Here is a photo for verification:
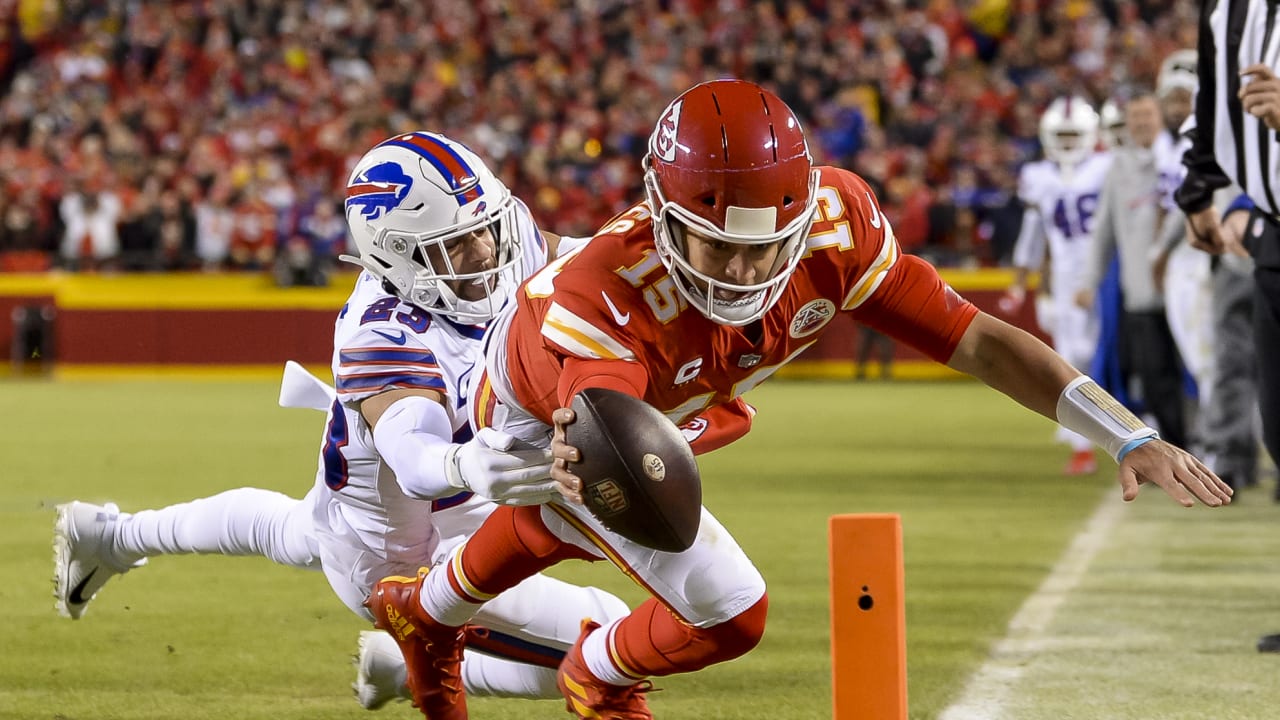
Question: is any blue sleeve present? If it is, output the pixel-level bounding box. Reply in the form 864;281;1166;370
1224;193;1256;218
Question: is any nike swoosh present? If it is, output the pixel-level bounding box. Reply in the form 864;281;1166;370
67;568;97;605
371;329;408;345
865;192;882;229
600;292;631;326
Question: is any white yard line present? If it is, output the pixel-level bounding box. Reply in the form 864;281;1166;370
936;491;1128;720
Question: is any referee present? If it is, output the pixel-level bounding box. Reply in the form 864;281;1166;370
1174;0;1280;653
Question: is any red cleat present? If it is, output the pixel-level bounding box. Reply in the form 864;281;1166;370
1064;449;1099;476
557;620;654;720
365;570;467;720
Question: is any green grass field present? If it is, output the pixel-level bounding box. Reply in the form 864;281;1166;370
3;377;1278;719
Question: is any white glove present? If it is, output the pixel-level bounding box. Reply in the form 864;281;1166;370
445;427;558;506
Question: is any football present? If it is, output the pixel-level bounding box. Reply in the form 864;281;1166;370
567;387;702;553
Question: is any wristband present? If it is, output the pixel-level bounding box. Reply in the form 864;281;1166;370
1055;376;1159;462
1116;436;1157;462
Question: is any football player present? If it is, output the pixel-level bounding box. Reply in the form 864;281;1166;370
1099;99;1127;150
1006;96;1113;474
52;132;630;709
1152;49;1216;407
367;81;1232;720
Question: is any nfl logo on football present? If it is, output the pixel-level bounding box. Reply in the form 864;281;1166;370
588;479;630;515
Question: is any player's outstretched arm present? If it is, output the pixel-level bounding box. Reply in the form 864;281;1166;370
946;312;1231;507
362;388;559;506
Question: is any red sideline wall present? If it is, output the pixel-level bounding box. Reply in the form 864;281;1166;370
0;269;1041;374
0;273;347;366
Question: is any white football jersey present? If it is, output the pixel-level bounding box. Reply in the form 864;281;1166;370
309;198;551;587
1015;152;1112;295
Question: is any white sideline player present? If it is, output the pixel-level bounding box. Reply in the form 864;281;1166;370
51;132;628;708
1099;99;1127;150
1152;50;1215;406
1006;96;1113;475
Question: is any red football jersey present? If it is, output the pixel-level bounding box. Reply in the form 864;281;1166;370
497;166;978;428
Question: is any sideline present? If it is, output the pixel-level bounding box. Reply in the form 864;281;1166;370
936;489;1128;720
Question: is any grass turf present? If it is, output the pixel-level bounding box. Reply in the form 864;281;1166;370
2;377;1269;719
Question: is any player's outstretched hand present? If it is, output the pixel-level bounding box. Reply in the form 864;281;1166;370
551;407;585;505
1117;440;1233;507
450;427;559;506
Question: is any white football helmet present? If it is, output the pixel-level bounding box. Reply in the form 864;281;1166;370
1099;99;1126;149
1039;96;1099;168
340;132;519;323
1157;49;1198;98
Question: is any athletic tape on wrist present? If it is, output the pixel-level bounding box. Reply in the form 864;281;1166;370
1055;376;1158;462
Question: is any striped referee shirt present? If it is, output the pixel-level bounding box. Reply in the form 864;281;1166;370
1175;0;1280;218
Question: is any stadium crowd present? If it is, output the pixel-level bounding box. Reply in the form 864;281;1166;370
0;0;1199;276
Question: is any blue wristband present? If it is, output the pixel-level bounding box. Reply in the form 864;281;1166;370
1116;435;1157;462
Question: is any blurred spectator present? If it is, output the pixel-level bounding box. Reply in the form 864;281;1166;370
298;198;347;260
228;184;277;270
273;233;328;288
59;178;122;271
0;190;52;271
0;0;1203;273
194;180;235;270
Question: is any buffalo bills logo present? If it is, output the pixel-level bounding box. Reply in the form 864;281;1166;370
652;100;682;162
346;162;413;221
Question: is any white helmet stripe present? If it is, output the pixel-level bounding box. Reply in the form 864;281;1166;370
724;206;779;236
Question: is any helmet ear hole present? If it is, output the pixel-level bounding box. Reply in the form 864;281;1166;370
700;195;716;208
782;196;794;207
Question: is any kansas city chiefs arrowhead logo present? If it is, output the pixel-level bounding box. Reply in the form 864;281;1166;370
789;299;836;338
653;100;682;162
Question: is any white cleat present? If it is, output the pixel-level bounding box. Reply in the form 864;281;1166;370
353;630;411;710
52;501;146;619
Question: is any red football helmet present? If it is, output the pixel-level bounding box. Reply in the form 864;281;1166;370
644;79;819;325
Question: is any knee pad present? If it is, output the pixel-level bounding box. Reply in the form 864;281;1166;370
700;593;769;660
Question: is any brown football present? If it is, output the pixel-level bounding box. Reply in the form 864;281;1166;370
567;387;702;553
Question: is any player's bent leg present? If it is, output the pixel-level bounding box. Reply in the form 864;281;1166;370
538;502;768;718
53;501;148;619
541;503;766;628
462;625;564;698
355;625;573;707
611;594;769;677
471;573;630;651
553;597;768;720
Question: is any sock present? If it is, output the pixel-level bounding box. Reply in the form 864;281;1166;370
606;595;769;678
112;488;317;568
582;617;635;686
419;547;486;628
418;505;595;627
